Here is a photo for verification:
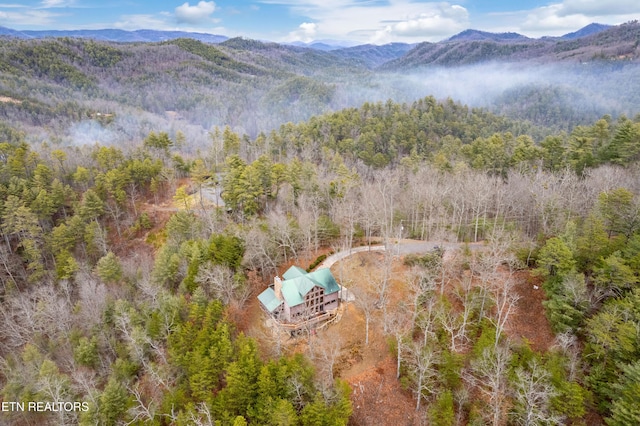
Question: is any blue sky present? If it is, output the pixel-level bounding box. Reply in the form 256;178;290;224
2;1;639;44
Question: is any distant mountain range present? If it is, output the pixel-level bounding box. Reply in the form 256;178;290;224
0;22;624;70
558;23;612;40
381;21;637;69
329;43;416;68
447;23;612;43
288;40;359;51
0;22;613;50
0;22;634;82
447;30;531;43
0;21;637;143
0;27;228;43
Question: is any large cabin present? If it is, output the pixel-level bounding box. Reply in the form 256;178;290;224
257;266;340;323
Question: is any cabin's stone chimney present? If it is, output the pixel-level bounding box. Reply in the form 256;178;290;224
274;276;283;300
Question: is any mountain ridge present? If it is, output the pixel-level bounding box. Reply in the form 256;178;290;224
380;21;640;70
0;26;228;44
447;29;530;42
560;22;612;40
0;22;618;50
0;22;638;144
328;43;415;68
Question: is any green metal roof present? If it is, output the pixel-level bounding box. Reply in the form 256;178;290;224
279;276;309;307
282;265;307;280
279;267;340;308
260;266;340;310
257;288;283;313
307;268;340;295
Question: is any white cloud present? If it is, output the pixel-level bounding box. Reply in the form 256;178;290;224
265;0;639;43
259;0;362;11
0;9;58;26
175;1;216;24
40;0;67;7
114;14;170;30
521;4;590;33
516;0;640;37
558;0;640;17
389;5;468;37
369;4;468;44
286;21;318;42
38;0;78;8
300;22;316;31
273;1;471;44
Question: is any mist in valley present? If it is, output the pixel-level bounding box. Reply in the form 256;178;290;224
369;62;640;125
66;61;640;150
1;34;637;152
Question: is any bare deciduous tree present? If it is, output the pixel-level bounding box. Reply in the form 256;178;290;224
448;273;476;352
0;242;19;291
554;332;581;381
490;274;520;350
186;402;215;426
75;270;109;331
196;262;250;307
331;186;361;256
309;333;343;390
114;301;171;390
126;382;159;425
466;344;512;426
436;299;465;353
405;340;440;411
296;192;323;253
351;280;378;346
375;248;394;317
512;360;563;426
240;221;279;279
405;266;437;324
384;302;412;379
36;359;75;425
0;284;72;354
267;208;302;263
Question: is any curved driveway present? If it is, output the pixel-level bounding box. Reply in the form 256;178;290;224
317;245;386;269
317;240;483;270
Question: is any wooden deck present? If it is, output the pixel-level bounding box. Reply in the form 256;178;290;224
271;308;340;332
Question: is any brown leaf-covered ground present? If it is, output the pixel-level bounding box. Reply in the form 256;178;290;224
250;247;558;426
506;271;556;353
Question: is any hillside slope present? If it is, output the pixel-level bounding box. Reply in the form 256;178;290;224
382;21;640;69
0;22;639;145
0;36;367;140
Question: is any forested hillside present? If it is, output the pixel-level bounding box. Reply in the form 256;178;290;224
0;36;362;139
1;22;640;147
382;21;640;69
1;24;640;425
1;90;640;424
